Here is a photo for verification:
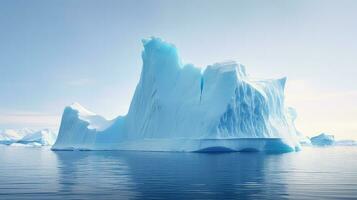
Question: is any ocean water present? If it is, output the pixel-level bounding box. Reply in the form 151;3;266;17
0;146;356;200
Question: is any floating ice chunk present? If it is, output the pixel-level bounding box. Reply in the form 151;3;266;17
311;133;335;146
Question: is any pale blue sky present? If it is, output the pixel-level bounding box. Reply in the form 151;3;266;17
1;0;356;139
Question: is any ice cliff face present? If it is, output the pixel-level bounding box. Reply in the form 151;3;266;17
52;38;302;152
52;103;115;148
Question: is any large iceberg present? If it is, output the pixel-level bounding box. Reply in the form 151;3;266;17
52;38;302;152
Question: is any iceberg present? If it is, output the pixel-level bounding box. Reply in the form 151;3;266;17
335;140;357;146
17;129;57;146
0;128;34;145
311;133;335;146
0;129;22;145
52;38;302;152
0;128;57;146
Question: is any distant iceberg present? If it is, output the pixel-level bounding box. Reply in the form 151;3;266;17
17;129;57;146
310;133;357;147
335;140;357;146
0;129;29;145
0;128;57;146
52;38;302;152
311;133;335;146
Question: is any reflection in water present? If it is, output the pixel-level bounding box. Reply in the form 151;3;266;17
54;151;288;199
1;147;357;199
54;151;138;199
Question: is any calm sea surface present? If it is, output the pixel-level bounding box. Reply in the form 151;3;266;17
0;146;356;200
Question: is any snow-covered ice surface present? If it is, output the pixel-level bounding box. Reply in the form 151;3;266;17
53;38;302;152
0;129;57;146
311;133;335;146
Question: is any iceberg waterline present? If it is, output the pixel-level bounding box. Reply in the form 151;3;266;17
52;38;302;152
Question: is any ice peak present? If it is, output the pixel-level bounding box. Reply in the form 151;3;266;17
141;37;180;70
278;77;287;89
68;102;95;116
142;37;170;46
142;37;178;57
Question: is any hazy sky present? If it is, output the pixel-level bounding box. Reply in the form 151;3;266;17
1;0;356;139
